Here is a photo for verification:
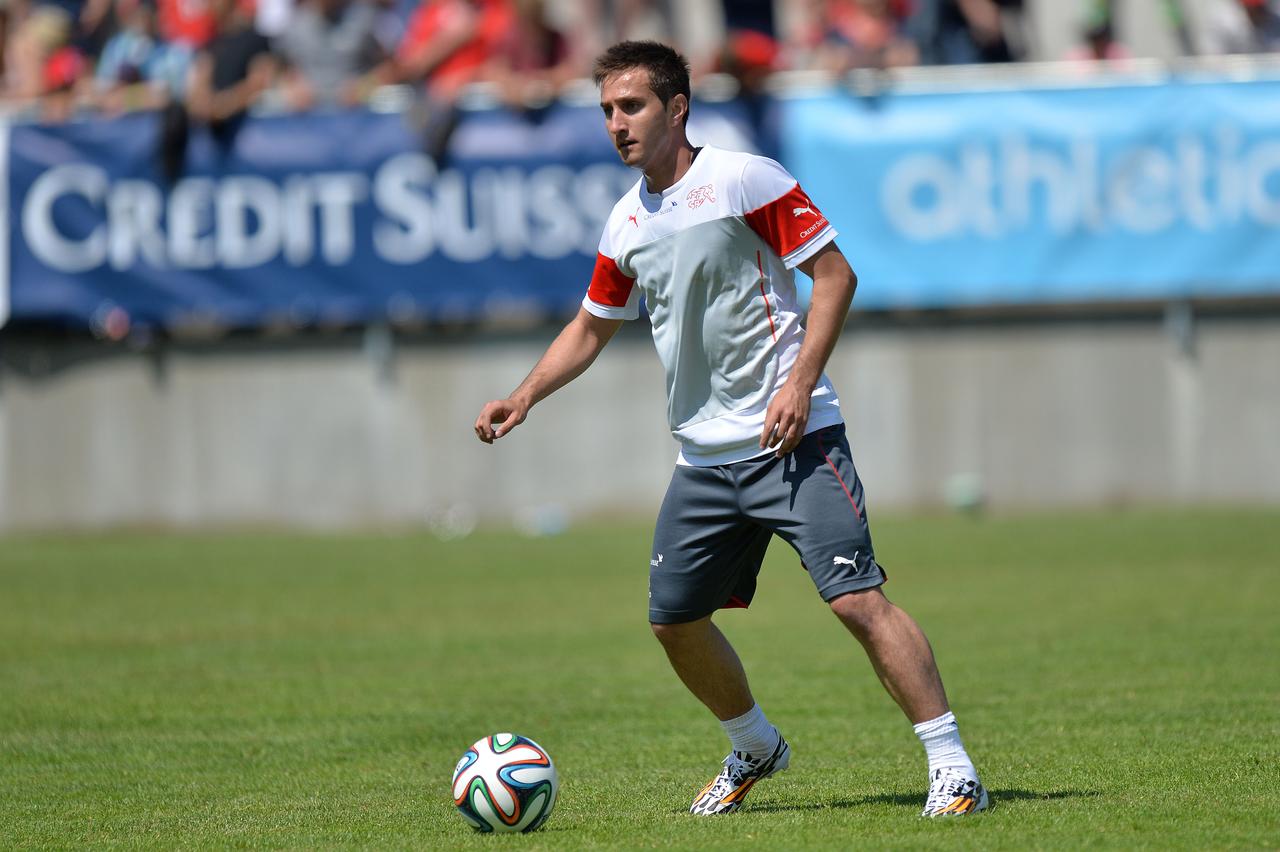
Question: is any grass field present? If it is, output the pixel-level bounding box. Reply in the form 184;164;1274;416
2;509;1278;849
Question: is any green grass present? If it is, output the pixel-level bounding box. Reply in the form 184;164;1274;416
2;509;1278;849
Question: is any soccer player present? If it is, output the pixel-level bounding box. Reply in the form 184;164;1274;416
474;40;987;818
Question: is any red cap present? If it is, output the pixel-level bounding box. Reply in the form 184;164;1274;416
42;46;84;93
728;30;779;72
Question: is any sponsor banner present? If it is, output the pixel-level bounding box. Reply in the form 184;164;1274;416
4;102;760;331
7;78;1279;331
8;109;630;331
783;78;1280;308
0;122;7;328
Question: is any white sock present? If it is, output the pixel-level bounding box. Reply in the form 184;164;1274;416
720;703;780;757
913;711;978;778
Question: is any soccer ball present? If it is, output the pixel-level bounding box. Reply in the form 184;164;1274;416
451;733;558;833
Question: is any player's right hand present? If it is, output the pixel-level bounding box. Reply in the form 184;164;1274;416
474;398;528;444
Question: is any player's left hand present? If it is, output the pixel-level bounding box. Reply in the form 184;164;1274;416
761;382;811;458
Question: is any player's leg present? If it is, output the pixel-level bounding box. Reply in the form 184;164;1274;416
826;589;985;814
650;615;791;815
648;465;790;815
755;424;987;816
650;615;753;720
828;587;948;723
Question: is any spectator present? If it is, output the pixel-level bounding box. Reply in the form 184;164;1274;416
50;0;117;58
798;0;918;71
275;0;385;109
576;0;718;72
1064;17;1131;64
395;0;510;98
718;25;778;84
156;0;271;179
369;0;419;55
185;0;275;139
0;1;14;87
1199;0;1280;55
907;0;1026;65
3;4;91;116
704;1;785;155
394;0;510;159
255;0;292;37
156;0;217;46
610;0;673;43
718;0;782;81
486;0;578;108
94;0;192;114
721;0;774;42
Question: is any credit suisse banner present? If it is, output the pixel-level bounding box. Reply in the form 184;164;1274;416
3;107;646;331
784;77;1280;308
4;76;1280;331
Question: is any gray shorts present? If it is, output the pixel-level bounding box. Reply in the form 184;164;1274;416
648;423;886;624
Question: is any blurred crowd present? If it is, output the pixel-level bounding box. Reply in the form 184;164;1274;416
1;0;1277;124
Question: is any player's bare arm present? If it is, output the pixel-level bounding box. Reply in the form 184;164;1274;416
760;243;858;457
474;307;623;443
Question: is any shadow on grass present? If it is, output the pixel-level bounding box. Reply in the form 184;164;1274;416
737;788;1100;814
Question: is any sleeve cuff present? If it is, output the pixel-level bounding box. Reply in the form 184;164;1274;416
582;296;638;321
782;226;837;269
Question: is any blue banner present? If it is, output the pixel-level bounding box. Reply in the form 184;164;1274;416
5;107;654;332
783;78;1280;308
5;77;1280;331
3;99;768;332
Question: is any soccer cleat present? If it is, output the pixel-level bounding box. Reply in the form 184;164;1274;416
689;734;791;815
921;767;989;817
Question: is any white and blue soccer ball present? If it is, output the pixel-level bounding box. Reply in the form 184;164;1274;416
451;733;558;833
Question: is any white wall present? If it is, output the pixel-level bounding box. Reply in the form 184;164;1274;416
3;313;1277;532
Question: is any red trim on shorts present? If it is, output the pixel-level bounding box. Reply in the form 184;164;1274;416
757;251;778;342
723;595;750;609
817;433;863;521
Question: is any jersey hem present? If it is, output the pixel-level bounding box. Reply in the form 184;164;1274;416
677;408;845;467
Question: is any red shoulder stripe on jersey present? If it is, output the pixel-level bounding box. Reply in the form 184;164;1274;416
587;252;635;308
744;182;830;260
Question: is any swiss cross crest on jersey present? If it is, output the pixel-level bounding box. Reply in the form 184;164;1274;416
687;184;716;208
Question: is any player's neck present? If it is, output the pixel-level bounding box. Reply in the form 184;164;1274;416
643;140;699;195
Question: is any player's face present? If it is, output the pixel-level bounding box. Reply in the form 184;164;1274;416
599;68;683;171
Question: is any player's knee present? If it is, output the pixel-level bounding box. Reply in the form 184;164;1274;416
649;618;706;648
649;621;680;646
829;588;891;639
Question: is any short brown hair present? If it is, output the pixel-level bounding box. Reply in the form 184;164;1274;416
592;40;691;124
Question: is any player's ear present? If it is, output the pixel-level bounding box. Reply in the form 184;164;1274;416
669;93;688;127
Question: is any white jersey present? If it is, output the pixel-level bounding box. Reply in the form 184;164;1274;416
583;145;844;466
